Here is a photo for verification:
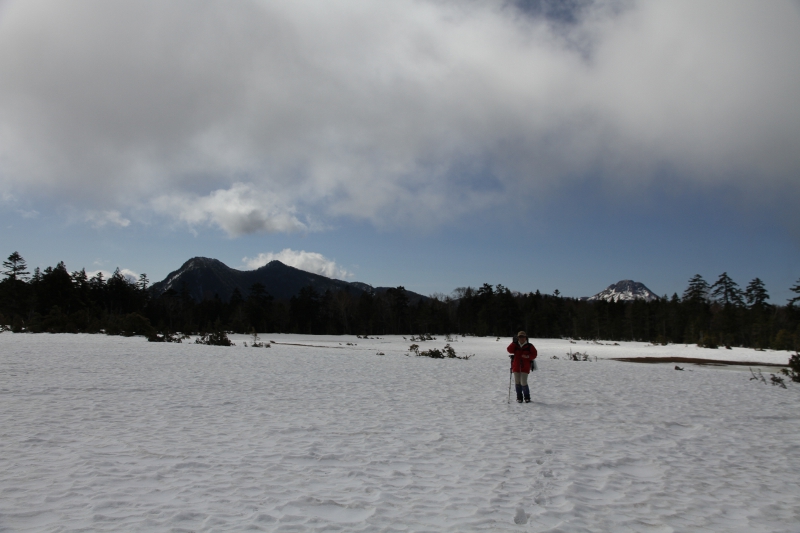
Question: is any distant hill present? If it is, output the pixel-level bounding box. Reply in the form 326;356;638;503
150;257;427;303
586;280;659;302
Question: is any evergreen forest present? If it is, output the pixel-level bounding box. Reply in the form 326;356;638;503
1;252;799;351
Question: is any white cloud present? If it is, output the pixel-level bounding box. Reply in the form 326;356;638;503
242;249;352;279
0;0;798;229
151;183;307;237
84;210;130;228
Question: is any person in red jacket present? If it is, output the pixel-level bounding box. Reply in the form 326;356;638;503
507;330;537;403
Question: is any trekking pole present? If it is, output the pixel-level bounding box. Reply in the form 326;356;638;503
507;357;513;404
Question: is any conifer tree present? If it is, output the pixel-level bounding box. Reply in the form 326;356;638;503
90;271;105;288
246;283;273;332
682;274;709;302
744;278;769;309
1;252;30;320
290;286;319;334
708;272;745;347
2;252;29;281
229;287;244;308
38;261;75;315
89;271;105;310
71;269;88;287
789;278;800;306
710;272;744;307
386;286;410;333
71;269;90;309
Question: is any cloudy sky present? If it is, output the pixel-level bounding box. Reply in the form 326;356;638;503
1;0;799;300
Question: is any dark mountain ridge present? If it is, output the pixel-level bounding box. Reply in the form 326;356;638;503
150;257;427;303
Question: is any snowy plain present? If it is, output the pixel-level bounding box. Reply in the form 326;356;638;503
1;332;798;532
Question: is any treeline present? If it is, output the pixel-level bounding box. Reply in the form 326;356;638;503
1;252;799;351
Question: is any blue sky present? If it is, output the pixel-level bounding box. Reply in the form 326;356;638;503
1;0;799;302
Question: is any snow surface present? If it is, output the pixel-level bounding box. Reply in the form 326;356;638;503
1;332;798;532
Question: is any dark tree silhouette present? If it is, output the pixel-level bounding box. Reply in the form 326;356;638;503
386;286;410;332
246;283;273;333
2;252;29;281
683;274;709;303
1;250;799;352
710;272;744;307
789;278;800;307
290;286;320;334
745;278;770;309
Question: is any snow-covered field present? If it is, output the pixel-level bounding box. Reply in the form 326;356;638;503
1;332;798;532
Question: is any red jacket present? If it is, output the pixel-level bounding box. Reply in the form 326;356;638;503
507;341;537;373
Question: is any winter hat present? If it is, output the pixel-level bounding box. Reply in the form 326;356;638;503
517;331;527;338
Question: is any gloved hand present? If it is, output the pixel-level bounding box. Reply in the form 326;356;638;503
512;336;517;344
508;353;514;359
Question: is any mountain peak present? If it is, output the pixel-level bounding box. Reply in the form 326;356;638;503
182;257;228;270
587;280;658;302
253;260;288;271
150;255;429;304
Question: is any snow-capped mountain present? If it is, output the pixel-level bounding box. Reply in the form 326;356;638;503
587;280;659;302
